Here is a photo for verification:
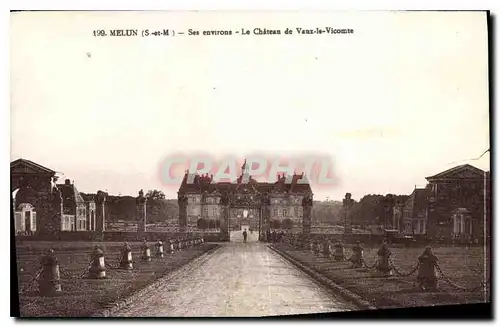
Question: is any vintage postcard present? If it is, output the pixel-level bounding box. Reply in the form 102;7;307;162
10;10;491;318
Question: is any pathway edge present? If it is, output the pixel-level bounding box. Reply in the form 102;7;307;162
268;244;377;311
92;244;222;317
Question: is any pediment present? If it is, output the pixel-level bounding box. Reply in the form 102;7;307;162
426;164;485;181
11;159;55;175
452;168;485;179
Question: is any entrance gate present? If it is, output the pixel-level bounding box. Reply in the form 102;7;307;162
219;191;269;242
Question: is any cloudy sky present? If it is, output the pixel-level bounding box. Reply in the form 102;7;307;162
10;11;490;201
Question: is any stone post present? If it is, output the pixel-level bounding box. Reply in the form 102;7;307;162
302;193;313;235
38;249;62;295
417;246;438;291
136;189;147;233
260;193;270;242
343;193;354;235
95;191;107;232
219;192;230;242
178;192;188;233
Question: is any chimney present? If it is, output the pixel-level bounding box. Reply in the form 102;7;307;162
65;179;71;185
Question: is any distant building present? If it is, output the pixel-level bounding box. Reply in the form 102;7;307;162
401;188;429;235
11;158;106;235
81;194;97;231
425;164;490;241
399;164;490;241
57;179;88;231
177;160;313;241
11;158;59;235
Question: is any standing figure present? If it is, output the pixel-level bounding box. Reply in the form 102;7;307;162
243;229;248;243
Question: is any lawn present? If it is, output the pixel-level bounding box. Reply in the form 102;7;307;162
273;243;490;310
15;241;219;317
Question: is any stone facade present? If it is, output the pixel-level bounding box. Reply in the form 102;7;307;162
81;195;97;231
57;179;87;231
425;164;490;241
11;158;107;235
11;159;63;235
401;188;429;235
178;160;313;240
400;164;490;241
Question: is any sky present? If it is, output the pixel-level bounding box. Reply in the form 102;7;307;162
10;11;490;201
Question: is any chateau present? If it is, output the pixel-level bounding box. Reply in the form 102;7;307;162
177;160;314;241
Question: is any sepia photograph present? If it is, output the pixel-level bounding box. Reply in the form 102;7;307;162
9;10;491;318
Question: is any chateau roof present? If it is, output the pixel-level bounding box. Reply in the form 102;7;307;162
403;188;429;217
56;181;85;208
178;171;312;195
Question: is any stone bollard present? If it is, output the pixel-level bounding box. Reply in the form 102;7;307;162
141;240;152;262
38;249;62;296
376;240;392;276
313;241;321;256
350;241;364;268
333;240;345;262
120;242;133;270
169;239;175;254
322;239;331;258
88;245;106;279
417;246;438;291
155;240;164;258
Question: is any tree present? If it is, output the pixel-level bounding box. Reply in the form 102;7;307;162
146;189;166;201
348;193;410;229
282;218;293;230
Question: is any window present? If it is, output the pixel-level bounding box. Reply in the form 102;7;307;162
213;207;217;216
24;211;31;231
294;207;299;217
282;208;288;217
273;208;278;217
31;212;36;231
203;207;208;216
64;216;70;231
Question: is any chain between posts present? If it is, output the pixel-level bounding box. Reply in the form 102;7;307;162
284;237;488;294
389;258;420;277
19;266;42;295
362;258;378;269
434;263;489;292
